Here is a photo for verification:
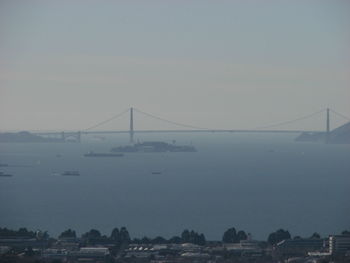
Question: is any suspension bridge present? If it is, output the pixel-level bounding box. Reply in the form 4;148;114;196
33;107;350;143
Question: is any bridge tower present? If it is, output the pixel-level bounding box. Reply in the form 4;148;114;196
130;107;134;144
326;108;330;143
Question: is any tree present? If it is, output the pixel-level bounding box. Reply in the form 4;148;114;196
36;230;49;240
81;229;110;245
85;229;101;239
141;236;151;244
0;227;35;238
132;238;142;244
310;232;321;239
18;228;36;238
180;229;206;245
59;229;76;239
237;230;247;241
189;230;196;243
267;229;291;245
198;234;206;246
119;227;130;243
222;227;238;243
152;236;167;244
342;230;350;236
169;236;182;244
110;228;120;242
181;230;190;243
81;229;102;244
18;228;30;236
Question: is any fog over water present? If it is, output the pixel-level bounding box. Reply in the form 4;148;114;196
1;133;349;240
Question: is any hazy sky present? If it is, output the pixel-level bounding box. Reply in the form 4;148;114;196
1;0;349;131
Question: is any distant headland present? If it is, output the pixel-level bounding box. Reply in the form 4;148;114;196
295;122;350;144
0;131;62;143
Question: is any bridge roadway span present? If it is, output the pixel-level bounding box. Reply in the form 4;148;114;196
35;129;313;136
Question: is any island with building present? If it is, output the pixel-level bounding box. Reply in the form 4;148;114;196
111;141;196;153
1;226;349;263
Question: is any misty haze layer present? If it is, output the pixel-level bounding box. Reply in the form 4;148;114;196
1;0;350;131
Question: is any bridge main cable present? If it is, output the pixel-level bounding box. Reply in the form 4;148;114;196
83;108;130;131
253;108;326;130
133;108;212;130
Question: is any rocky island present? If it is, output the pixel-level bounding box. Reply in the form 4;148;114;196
111;141;196;153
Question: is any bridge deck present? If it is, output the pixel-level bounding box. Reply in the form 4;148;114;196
34;129;316;136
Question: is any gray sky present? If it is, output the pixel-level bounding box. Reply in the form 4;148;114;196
1;0;349;131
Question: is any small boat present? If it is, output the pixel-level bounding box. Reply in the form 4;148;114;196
92;136;106;141
61;171;80;176
0;171;13;177
84;152;124;157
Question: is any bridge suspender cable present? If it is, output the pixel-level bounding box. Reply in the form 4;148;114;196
83;108;129;131
133;108;211;130
253;108;326;130
329;109;350;121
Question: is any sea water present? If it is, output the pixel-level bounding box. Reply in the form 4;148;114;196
0;133;349;240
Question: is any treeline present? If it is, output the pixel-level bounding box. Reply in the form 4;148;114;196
2;227;350;246
59;227;206;246
0;227;37;238
222;227;248;243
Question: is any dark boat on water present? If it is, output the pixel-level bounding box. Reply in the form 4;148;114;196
0;171;13;177
84;152;124;157
61;171;80;176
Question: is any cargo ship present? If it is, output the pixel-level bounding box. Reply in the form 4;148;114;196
0;171;13;177
84;152;124;157
61;171;80;176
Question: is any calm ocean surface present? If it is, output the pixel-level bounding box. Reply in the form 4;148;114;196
0;133;349;240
